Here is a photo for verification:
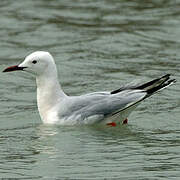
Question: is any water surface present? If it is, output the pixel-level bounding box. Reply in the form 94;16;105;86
0;0;180;179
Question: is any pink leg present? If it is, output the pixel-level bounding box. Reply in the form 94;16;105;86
106;122;117;127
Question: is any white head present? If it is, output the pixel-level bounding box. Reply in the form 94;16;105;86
3;51;57;77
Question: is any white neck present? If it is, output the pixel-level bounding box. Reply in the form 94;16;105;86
36;66;66;122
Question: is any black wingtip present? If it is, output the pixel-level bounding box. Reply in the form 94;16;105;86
146;76;176;95
110;74;175;95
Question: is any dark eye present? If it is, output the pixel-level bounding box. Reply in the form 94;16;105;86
32;60;37;64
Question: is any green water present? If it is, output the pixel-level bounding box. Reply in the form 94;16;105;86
0;0;179;179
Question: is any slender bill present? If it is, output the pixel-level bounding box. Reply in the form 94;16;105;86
3;65;26;72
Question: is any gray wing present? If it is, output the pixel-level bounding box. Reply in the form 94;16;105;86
66;90;146;122
61;74;175;124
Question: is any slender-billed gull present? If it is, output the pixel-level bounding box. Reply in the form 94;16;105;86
3;51;176;126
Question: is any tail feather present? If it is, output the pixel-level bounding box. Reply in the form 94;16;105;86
109;74;176;119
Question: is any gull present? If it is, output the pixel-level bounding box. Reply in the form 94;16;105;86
3;51;176;126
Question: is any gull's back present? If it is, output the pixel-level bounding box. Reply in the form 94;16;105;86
56;89;146;125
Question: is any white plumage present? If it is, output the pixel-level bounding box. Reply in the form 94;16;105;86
3;51;175;125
